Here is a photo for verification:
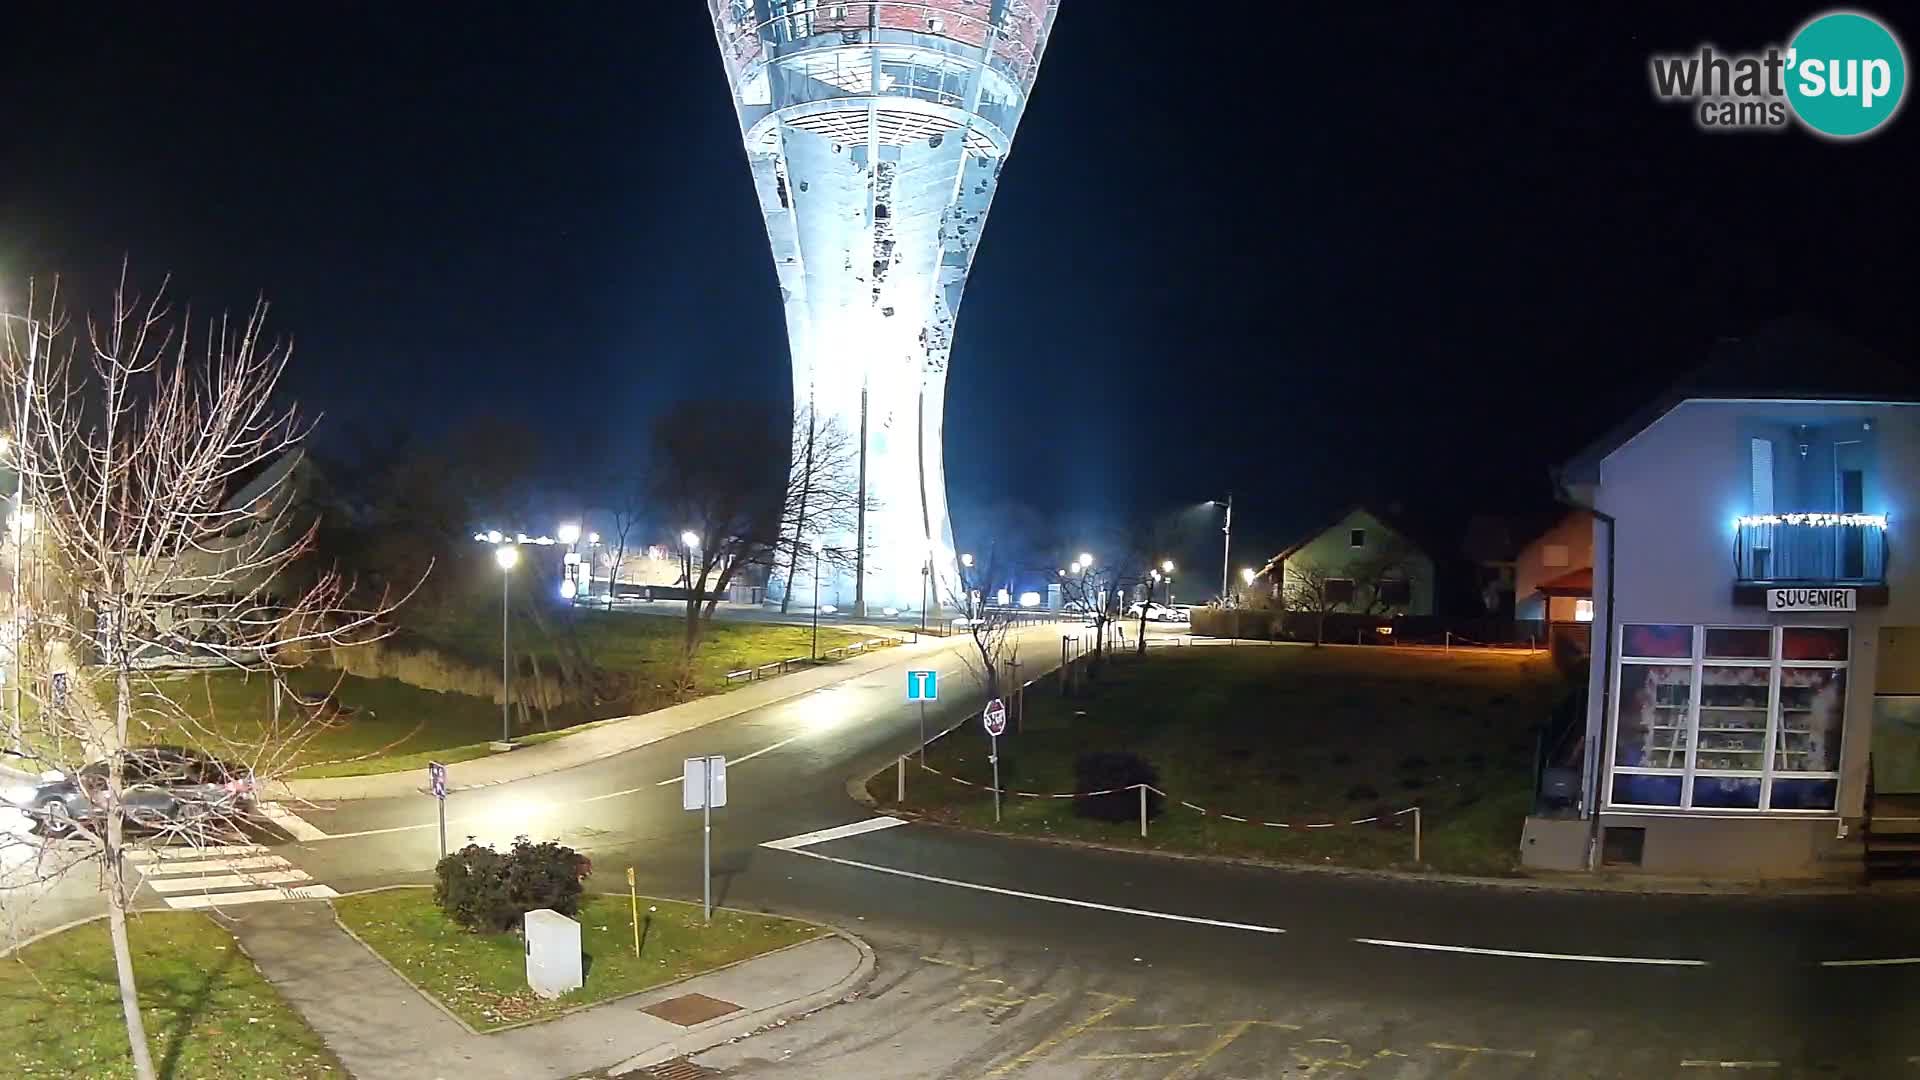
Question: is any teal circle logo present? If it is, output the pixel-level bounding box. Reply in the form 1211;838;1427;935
1786;11;1907;138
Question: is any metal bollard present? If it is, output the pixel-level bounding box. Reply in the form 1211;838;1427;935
897;756;907;803
1138;784;1148;838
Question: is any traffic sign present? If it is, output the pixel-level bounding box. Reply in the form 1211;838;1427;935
683;755;728;811
427;761;448;800
983;697;1007;737
907;669;939;701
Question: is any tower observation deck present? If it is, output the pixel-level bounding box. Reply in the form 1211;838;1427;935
706;1;1061;616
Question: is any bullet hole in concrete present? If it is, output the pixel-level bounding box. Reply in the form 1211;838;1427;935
929;133;944;148
882;306;896;317
798;180;809;192
875;202;890;220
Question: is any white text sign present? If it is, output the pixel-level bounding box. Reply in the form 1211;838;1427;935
1768;587;1856;612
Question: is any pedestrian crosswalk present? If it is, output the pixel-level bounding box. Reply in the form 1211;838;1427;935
127;842;338;910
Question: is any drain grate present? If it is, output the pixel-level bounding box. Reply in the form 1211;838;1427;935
637;1059;720;1080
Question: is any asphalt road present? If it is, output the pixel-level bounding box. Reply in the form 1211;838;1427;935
15;620;1920;1077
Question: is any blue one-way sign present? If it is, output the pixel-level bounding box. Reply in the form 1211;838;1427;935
907;669;939;701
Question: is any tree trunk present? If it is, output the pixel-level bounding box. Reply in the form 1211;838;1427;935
109;653;158;1080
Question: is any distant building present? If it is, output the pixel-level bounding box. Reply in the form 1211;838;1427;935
1514;510;1595;654
1523;320;1920;879
1265;506;1436;617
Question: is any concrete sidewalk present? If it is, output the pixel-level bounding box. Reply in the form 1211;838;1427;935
276;633;955;802
223;899;872;1080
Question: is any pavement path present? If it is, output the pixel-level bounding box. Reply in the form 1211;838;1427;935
221;897;869;1080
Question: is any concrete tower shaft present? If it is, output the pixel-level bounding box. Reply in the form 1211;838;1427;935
707;1;1060;614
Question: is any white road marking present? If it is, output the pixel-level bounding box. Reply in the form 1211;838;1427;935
142;855;287;876
1680;1062;1779;1070
313;821;440;841
769;846;1285;935
259;801;330;840
124;844;267;863
655;731;808;786
146;870;313;893
762;816;909;850
164;884;340;909
1819;956;1920;967
1354;937;1706;967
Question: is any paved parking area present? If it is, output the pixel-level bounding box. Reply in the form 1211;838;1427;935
689;938;1919;1079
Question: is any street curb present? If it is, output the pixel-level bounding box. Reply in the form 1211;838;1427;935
274;634;936;803
854;765;1904;898
0;911;106;960
601;925;875;1076
322;884;876;1061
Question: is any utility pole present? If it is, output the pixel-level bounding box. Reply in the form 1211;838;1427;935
854;383;868;619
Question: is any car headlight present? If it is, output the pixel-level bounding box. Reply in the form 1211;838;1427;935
2;784;38;806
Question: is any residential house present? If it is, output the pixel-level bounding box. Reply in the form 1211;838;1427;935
1514;510;1595;655
1267;506;1436;617
1521;321;1920;878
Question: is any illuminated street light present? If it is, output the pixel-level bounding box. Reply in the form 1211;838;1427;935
1242;567;1258;586
494;544;518;745
1079;553;1094;568
681;530;700;549
1162;559;1175;573
960;552;974;568
557;523;581;546
486;529;503;545
587;532;600;545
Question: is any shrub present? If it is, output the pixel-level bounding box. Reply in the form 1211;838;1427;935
434;844;512;932
1072;751;1163;823
433;836;591;932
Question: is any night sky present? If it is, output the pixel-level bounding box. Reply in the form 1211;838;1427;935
2;2;1914;570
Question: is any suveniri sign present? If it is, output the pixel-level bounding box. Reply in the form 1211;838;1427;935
1768;587;1857;612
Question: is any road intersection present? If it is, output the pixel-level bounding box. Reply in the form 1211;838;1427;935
10;624;1920;1076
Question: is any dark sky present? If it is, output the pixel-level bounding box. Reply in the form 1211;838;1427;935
2;2;1915;568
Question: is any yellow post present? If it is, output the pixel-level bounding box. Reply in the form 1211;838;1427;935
627;866;640;958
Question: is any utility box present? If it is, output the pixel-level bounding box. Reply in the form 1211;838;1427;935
524;908;583;999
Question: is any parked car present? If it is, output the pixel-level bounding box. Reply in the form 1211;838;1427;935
1;746;257;837
1126;602;1185;622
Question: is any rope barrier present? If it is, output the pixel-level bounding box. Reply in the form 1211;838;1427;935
912;763;1418;830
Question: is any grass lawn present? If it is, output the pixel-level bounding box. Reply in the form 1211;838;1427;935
0;912;341;1079
91;611;879;779
334;889;827;1030
875;644;1570;876
412;603;875;697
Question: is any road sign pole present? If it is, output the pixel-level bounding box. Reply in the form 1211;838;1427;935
628;867;641;958
919;700;926;762
897;755;906;802
437;798;447;860
1138;783;1148;838
990;732;1001;823
702;770;712;924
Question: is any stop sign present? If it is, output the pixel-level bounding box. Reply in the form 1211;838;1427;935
983;698;1008;737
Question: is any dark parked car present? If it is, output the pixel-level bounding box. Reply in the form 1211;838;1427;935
2;746;256;837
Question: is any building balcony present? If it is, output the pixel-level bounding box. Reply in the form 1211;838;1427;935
1733;515;1888;602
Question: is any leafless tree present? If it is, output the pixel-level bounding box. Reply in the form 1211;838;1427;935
598;472;646;610
0;273;406;1080
648;400;786;668
947;548;1019;709
1281;562;1348;645
775;404;860;614
1058;558;1139;668
1349;535;1421;615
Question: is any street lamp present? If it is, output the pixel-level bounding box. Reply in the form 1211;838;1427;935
1242;567;1257;585
1079;552;1093;568
557;522;581;546
1209;495;1234;604
961;552;974;568
494;544;519;745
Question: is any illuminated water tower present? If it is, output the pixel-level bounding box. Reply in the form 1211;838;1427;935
706;1;1061;615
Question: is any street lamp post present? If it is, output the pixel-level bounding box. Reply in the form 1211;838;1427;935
494;544;519;745
1219;494;1233;605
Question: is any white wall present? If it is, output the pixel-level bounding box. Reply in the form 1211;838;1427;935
1585;400;1920;819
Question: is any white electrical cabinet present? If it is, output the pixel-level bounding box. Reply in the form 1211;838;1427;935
524;908;583;999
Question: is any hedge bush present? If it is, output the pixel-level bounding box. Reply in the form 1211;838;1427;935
434;836;590;932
